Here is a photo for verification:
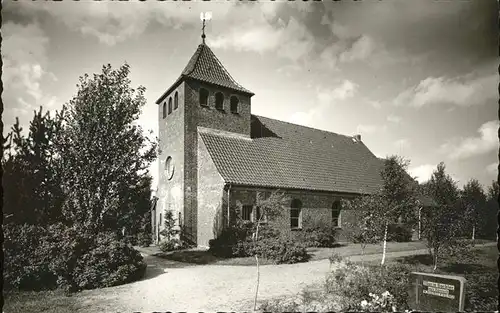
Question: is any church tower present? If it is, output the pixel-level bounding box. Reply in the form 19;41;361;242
154;20;254;245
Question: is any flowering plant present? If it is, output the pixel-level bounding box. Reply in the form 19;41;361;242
360;291;397;312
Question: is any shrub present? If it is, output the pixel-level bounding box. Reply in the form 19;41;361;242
254;237;309;264
325;259;411;311
159;238;188;252
137;232;152;247
71;231;147;290
297;215;338;247
209;221;308;264
3;223;147;292
387;223;413;242
208;220;254;257
3;223;61;291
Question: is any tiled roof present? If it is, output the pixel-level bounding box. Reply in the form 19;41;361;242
199;115;385;195
156;43;253;104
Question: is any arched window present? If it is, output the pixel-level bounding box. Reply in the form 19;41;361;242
162;102;167;119
215;92;224;110
174;91;179;110
290;199;302;229
199;88;209;106
332;200;342;228
230;96;239;113
168;97;173;114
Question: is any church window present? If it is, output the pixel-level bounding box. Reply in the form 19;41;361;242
162;102;167;119
242;205;253;221
290;199;302;229
168;97;173;114
199;88;209;106
230;96;239;113
332;200;342;228
215;92;224;110
165;156;174;180
174;91;179;110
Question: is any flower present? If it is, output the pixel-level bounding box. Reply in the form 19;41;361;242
361;300;368;307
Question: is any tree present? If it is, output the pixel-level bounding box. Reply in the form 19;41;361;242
460;179;486;241
343;156;418;265
421;162;469;271
58;63;157;236
378;156;419;264
341;196;384;259
480;180;499;240
3;108;66;225
252;190;290;311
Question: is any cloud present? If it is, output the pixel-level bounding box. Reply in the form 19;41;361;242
486;163;497;175
394;72;497;108
409;164;436;184
393;138;411;150
14;1;236;46
289;79;358;126
439;120;499;160
387;114;402;124
210;15;315;63
321;80;359;103
2;22;58;129
339;35;376;63
356;124;387;135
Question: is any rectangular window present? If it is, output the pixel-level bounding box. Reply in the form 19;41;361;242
159;213;162;226
242;205;253;221
290;208;301;229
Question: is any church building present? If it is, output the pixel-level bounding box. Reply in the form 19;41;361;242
151;29;392;247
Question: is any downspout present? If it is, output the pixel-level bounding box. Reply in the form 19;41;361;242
227;183;232;227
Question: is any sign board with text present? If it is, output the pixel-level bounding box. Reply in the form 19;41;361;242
408;272;466;312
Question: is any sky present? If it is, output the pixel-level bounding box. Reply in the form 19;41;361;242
3;0;498;191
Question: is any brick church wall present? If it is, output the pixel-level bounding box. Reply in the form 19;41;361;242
228;186;357;241
197;133;225;247
156;83;186;244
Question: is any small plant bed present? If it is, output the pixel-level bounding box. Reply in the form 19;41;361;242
259;245;497;312
360;245;497;311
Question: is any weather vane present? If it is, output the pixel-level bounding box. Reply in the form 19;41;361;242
200;12;212;44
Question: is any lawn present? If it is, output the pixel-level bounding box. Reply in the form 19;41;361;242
3;290;82;313
141;239;494;267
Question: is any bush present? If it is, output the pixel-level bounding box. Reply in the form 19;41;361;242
296;215;338;247
209;221;308;264
3;223;147;292
324;257;411;311
71;231;147;290
208;220;255;257
255;237;310;264
159;238;188;252
387;223;413;242
137;232;152;247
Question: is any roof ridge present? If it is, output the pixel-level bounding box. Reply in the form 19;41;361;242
182;44;204;77
252;114;355;140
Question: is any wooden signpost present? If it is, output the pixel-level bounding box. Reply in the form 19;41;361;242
409;272;467;312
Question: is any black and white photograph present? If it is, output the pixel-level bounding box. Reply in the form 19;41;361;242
2;0;498;312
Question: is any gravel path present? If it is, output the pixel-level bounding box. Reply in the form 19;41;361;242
74;242;496;312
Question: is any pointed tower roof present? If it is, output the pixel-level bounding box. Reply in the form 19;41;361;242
156;43;254;104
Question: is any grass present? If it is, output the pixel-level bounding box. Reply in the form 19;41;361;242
3;290;81;313
142;239;495;267
359;244;498;311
